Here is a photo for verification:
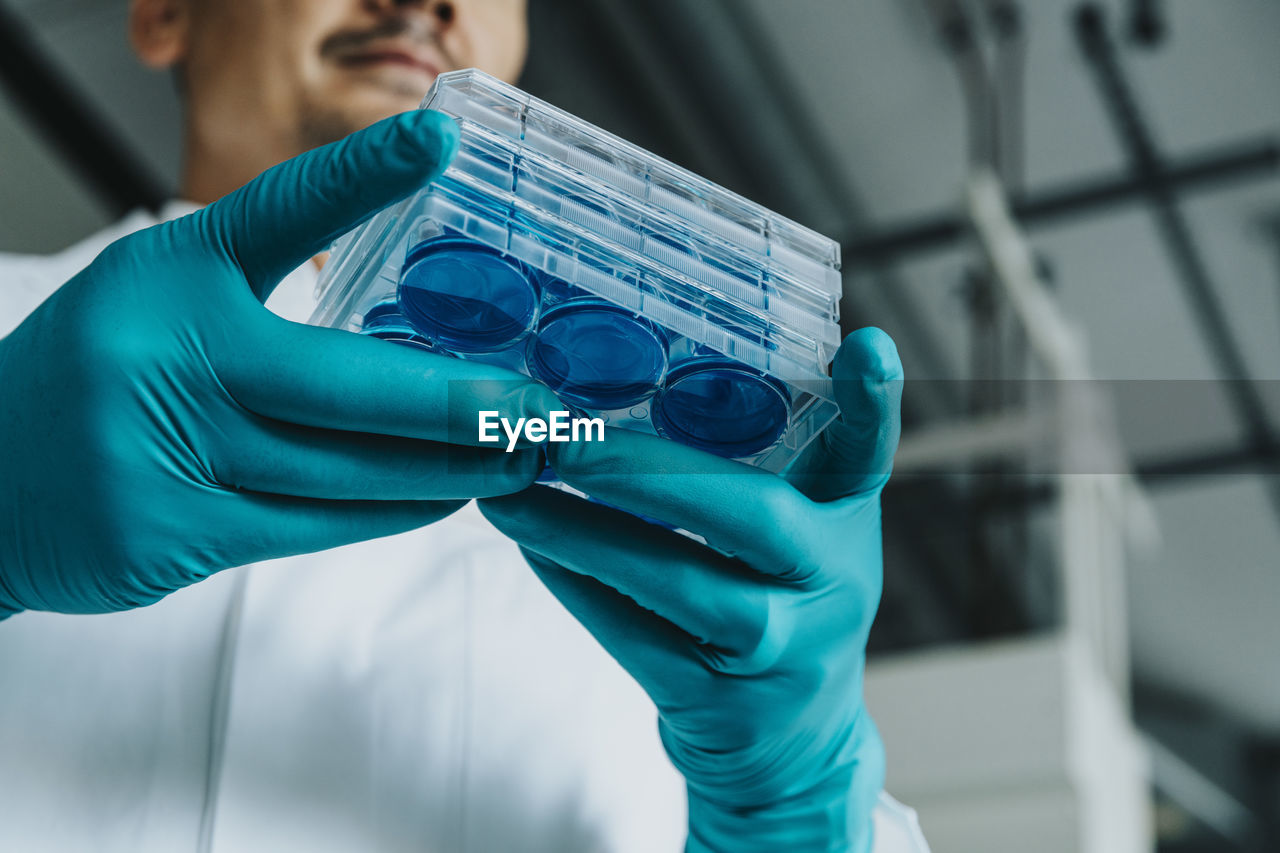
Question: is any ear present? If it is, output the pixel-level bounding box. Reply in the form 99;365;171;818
129;0;190;69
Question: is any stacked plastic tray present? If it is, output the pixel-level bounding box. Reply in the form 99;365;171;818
312;69;844;473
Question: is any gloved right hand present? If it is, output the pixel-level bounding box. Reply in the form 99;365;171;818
0;109;558;618
479;329;903;852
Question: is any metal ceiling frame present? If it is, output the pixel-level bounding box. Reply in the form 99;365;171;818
857;1;1280;497
1071;3;1280;522
844;139;1279;262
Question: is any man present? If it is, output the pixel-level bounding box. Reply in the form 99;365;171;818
0;0;926;850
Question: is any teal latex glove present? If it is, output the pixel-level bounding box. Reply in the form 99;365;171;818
479;328;903;852
0;110;559;618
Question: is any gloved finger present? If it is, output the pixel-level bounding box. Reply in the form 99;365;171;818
545;430;814;572
217;317;563;447
204;109;460;301
785;327;904;502
517;545;706;706
480;489;771;655
211;492;465;570
210;415;543;500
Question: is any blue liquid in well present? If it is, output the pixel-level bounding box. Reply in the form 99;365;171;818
362;299;404;327
398;237;539;353
652;360;791;458
528;301;668;411
365;329;440;351
361;299;442;352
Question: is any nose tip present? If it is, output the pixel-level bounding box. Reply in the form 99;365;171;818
374;0;455;28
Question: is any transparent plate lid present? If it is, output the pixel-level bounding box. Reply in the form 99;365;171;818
422;69;844;297
445;122;841;325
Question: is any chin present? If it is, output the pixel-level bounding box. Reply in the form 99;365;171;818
354;70;436;105
299;105;416;150
355;91;434;127
299;77;432;148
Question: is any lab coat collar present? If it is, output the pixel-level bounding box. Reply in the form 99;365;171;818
158;199;203;222
159;199;320;322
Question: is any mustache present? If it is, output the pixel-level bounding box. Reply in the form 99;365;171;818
319;17;453;63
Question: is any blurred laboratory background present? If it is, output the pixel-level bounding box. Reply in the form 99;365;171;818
2;0;1278;850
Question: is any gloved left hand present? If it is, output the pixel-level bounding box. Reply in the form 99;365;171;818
0;110;559;618
479;328;904;852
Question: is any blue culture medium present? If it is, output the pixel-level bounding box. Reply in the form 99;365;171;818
397;236;541;353
651;359;792;458
360;298;441;351
527;299;669;411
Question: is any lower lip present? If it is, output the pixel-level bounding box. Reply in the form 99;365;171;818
340;54;438;77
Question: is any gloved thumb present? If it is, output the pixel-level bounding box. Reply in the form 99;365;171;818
202;109;461;302
787;327;904;502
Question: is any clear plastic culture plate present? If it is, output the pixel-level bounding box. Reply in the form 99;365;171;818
311;71;844;474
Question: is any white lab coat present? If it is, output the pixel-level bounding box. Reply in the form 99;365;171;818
0;205;927;852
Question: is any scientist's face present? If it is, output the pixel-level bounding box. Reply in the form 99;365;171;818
132;0;527;151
